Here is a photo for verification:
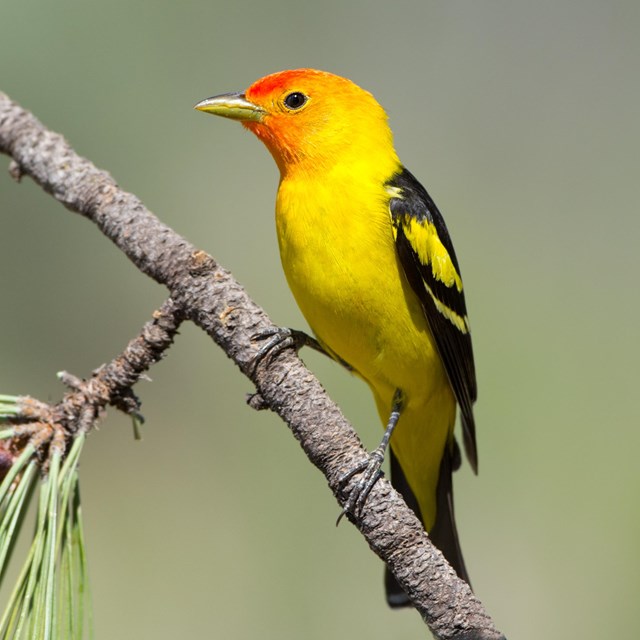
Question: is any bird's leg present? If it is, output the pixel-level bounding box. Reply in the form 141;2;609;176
252;326;326;359
251;326;356;374
337;389;404;523
250;326;327;370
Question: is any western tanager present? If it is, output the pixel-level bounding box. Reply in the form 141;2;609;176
196;69;478;606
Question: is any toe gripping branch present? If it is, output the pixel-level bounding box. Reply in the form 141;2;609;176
337;389;404;524
250;326;326;371
246;326;327;408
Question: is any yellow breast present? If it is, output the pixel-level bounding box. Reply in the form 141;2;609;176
276;172;443;398
275;171;456;526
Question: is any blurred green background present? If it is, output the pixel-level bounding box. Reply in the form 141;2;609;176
1;1;639;638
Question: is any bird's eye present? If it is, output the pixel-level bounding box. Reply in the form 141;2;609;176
284;92;308;110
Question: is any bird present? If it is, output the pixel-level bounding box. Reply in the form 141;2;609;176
195;69;478;607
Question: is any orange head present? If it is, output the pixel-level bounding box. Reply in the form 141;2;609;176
195;69;399;177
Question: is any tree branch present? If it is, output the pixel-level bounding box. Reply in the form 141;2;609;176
0;91;505;640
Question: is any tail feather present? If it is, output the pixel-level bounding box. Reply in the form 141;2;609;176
385;442;469;608
429;439;471;586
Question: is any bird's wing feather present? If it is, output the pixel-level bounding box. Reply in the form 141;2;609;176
387;168;478;472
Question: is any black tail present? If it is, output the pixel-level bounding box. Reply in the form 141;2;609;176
385;442;470;608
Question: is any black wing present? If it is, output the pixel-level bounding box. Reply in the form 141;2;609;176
387;168;478;472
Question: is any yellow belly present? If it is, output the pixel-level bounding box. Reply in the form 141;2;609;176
276;176;456;528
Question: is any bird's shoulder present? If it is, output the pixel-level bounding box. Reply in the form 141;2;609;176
386;168;469;332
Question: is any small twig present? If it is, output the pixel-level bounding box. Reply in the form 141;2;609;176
54;298;182;433
0;299;182;470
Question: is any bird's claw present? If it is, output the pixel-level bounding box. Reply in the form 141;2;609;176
250;326;319;373
251;326;296;367
336;448;385;525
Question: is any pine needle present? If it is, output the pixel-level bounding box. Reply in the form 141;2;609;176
0;433;92;639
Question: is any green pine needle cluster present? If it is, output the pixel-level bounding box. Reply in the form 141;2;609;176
0;396;92;640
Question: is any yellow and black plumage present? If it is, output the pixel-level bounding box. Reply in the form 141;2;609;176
196;69;478;607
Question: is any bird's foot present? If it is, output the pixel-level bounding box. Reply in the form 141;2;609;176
336;446;386;525
250;326;324;371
